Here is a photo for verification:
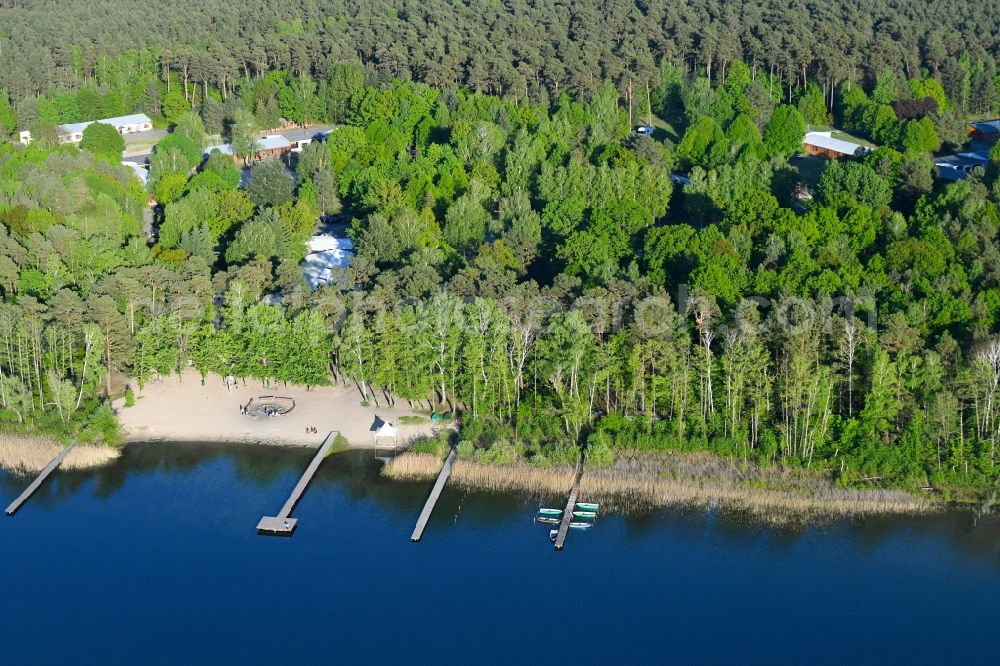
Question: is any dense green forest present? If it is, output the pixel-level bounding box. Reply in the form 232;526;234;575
3;1;1000;500
1;0;1000;119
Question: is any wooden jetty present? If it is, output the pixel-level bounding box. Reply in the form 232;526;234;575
410;448;457;542
257;432;337;536
553;452;586;551
5;443;77;516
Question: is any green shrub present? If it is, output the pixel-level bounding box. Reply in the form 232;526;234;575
327;433;350;454
585;432;615;468
529;452;552;469
76;404;121;446
551;443;582;465
456;439;476;460
408;436;444;456
476;439;519;465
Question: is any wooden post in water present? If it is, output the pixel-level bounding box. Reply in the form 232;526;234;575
5;443;77;516
410;448;457;542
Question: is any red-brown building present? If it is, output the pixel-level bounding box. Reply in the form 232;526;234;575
803;131;870;159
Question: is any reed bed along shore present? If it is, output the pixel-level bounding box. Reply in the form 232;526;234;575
381;452;444;479
0;434;121;474
451;461;578;495
579;453;929;518
382;450;930;518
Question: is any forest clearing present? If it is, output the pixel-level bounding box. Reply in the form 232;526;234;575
116;369;443;447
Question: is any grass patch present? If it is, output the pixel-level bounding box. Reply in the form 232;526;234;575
790;154;827;188
650;114;680;142
829;130;876;149
326;432;350;455
399;415;428;425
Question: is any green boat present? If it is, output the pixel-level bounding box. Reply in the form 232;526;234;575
572;511;597;519
538;508;563;516
576;502;599;511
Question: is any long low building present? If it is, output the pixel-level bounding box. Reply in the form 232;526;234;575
803;131;871;159
204;135;292;161
934;149;990;181
18;113;153;145
969;120;1000;141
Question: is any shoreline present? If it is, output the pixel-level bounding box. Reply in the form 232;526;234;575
0;369;939;519
0;434;121;475
0;434;939;520
123;432;356;448
116;369;448;450
382;451;934;519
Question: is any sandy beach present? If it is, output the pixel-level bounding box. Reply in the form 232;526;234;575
116;369;445;448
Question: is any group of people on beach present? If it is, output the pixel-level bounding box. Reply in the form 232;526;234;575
238;404;282;417
305;426;318;433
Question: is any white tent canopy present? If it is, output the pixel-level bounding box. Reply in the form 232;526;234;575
371;420;399;444
302;234;354;290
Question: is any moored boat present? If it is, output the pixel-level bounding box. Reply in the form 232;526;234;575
535;516;560;524
549;529;558;541
569;521;592;529
576;502;599;511
572;511;597;519
538;508;563;516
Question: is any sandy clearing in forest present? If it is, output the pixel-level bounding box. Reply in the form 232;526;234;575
116;369;446;448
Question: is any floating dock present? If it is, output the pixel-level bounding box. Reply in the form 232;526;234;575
553;453;586;551
257;432;337;536
5;443;77;516
410;448;457;542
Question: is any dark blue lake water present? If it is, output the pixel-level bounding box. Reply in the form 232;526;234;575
2;443;998;664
